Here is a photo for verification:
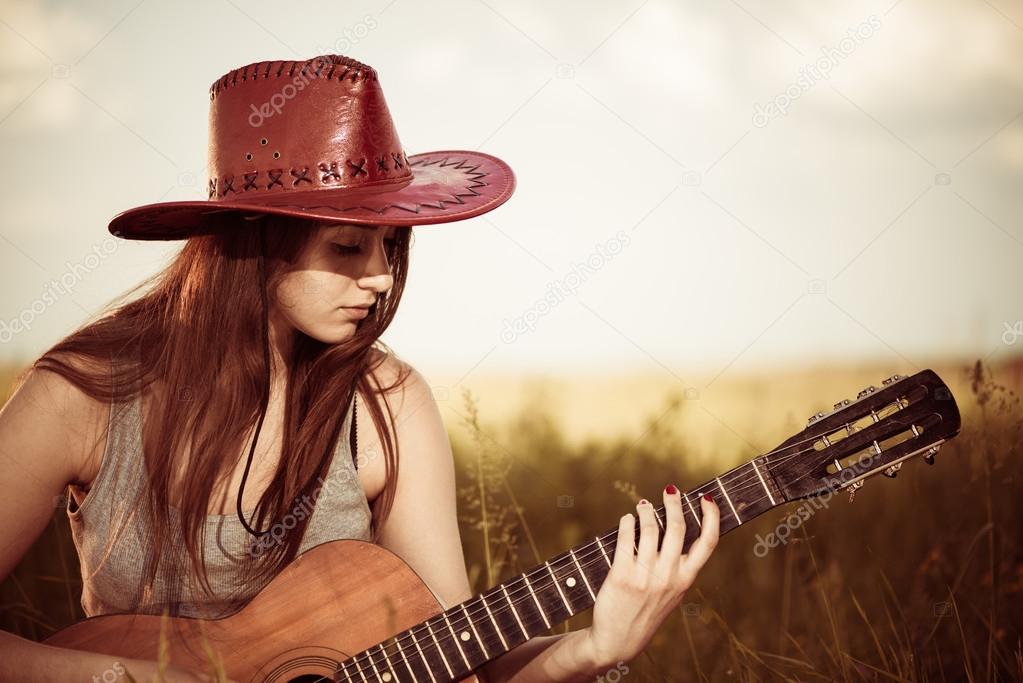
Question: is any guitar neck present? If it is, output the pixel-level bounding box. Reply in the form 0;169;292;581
334;456;788;683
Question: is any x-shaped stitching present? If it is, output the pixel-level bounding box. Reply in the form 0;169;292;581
291;167;312;186
347;158;368;177
319;162;342;183
267;169;284;189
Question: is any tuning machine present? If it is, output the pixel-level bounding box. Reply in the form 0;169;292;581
882;463;902;478
807;410;827;426
833;398;851;411
881;374;903;386
847;480;864;502
856;385;878;399
923;444;941;465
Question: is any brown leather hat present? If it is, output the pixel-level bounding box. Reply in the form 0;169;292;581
109;54;516;240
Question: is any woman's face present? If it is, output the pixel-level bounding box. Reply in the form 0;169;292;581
271;221;398;345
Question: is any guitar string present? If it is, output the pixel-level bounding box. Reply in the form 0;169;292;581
334;398;931;680
335;402;931;681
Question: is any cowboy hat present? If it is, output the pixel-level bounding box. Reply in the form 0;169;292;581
108;54;516;240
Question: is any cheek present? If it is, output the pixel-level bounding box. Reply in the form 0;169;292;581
275;271;337;314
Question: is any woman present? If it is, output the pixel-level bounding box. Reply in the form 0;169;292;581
0;54;719;682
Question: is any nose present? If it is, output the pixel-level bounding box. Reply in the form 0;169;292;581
358;234;394;295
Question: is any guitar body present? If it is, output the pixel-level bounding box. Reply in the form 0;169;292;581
45;539;481;682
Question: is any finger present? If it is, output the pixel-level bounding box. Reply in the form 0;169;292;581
679;493;720;581
635;498;659;571
612;512;636;572
656;484;686;565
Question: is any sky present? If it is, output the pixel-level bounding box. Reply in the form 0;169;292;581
1;0;1021;383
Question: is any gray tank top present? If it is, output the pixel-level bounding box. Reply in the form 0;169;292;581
66;389;372;619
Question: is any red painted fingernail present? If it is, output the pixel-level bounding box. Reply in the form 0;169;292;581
703;493;714;502
665;484;678;494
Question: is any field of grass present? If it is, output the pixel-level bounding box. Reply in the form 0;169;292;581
2;357;1020;681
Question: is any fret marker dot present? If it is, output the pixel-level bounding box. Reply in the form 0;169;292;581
566;577;577;587
382;674;392;682
460;631;471;641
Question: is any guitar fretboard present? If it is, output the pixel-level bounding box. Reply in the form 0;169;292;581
333;456;787;683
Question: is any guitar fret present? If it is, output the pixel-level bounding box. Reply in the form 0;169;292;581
441;611;471;672
424;619;453;679
480;593;509;650
378;643;399;683
394;638;419;683
751;459;777;505
501;584;530;639
716;476;741;524
595;535;612;567
545;560;573;615
569;548;597;601
408;629;437;683
685;492;701;527
347;654;369;683
461;603;490;660
366;647;384;682
522;571;552;629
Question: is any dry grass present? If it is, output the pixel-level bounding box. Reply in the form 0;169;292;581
1;358;1020;681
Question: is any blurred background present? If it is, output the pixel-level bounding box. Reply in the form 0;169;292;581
1;0;1020;680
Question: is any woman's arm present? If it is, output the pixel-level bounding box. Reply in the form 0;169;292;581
361;356;721;682
0;367;224;682
355;359;598;683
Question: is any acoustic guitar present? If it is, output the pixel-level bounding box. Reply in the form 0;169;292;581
45;369;962;682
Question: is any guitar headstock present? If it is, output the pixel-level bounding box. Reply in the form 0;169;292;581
765;369;961;501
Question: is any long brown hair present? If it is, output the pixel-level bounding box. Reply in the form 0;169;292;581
27;213;412;608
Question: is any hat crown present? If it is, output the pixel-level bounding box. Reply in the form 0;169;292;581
205;54;412;204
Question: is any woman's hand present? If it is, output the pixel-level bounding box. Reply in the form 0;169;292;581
581;484;720;669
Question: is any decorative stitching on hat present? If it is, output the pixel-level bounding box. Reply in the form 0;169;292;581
235;155;496;216
290;167;312;186
347;158;368;177
213;149;410;197
319;162;342;183
210;55;377;101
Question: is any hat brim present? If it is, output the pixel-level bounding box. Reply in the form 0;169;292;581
108;150;515;240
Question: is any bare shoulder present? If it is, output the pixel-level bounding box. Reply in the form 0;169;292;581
0;361;108;580
363;348;434;413
0;362;108;485
356;349;443;502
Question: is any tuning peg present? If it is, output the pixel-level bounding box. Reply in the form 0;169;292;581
807;410;827;426
857;385;877;399
923;444;941;465
882;374;903;386
833;398;851;411
883;463;902;478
